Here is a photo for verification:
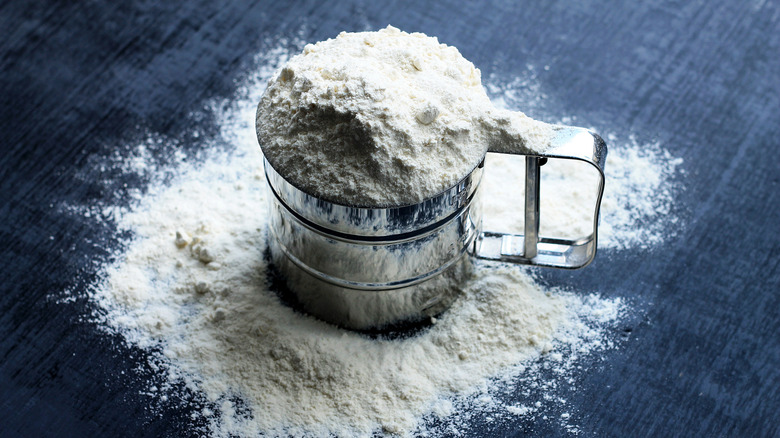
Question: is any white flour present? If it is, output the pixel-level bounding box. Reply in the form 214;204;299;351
77;31;684;438
257;26;554;206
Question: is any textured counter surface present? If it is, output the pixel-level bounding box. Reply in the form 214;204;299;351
1;1;779;436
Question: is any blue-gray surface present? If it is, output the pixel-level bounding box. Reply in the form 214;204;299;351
1;1;779;436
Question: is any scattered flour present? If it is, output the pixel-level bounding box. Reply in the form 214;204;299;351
76;29;685;437
257;26;554;206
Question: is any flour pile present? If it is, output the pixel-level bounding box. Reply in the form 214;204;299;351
257;26;554;206
80;31;684;437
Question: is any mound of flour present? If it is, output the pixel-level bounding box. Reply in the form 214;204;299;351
257;26;554;206
75;31;684;438
91;145;623;437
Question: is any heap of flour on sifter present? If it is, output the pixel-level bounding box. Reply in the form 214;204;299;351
257;26;554;206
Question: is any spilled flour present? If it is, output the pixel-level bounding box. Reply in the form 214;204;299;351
79;33;683;437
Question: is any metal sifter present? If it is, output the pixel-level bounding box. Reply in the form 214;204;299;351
262;125;606;330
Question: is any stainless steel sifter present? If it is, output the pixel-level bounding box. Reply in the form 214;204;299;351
263;126;606;330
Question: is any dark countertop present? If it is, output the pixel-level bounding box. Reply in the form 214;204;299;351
1;1;778;436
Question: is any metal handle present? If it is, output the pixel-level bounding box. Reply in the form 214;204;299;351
473;126;607;269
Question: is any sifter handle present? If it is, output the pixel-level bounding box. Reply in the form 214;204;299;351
473;126;607;269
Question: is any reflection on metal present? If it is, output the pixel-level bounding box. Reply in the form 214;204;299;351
524;156;542;259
